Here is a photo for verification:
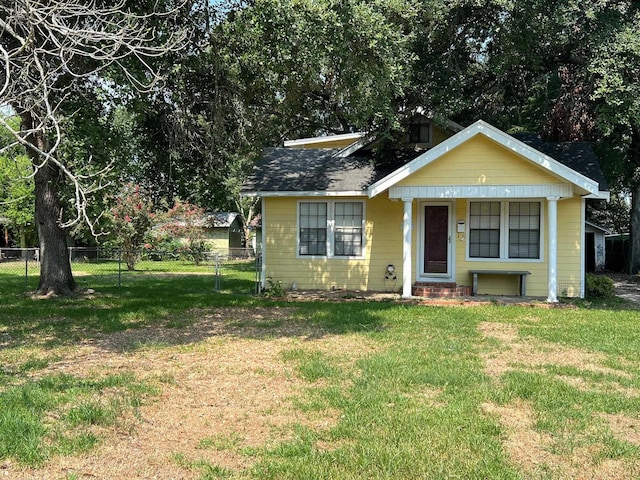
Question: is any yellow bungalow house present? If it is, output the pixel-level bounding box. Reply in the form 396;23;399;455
242;119;609;301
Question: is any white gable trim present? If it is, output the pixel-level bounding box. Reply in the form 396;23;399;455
368;120;600;198
389;184;573;200
284;132;365;148
334;132;377;158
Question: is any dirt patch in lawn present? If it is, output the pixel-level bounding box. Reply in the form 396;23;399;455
478;322;631;380
479;322;640;479
8;306;376;480
482;400;636;479
602;413;640;447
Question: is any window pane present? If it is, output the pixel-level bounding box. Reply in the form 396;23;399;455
299;202;327;256
335;202;363;256
469;202;500;258
508;202;540;259
335;228;362;256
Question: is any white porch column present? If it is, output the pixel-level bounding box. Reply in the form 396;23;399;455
402;198;413;298
547;197;559;303
261;197;267;290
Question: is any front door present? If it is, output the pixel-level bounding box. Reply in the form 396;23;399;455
423;204;450;276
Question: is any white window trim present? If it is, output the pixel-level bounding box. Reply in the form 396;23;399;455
466;199;545;263
296;199;366;260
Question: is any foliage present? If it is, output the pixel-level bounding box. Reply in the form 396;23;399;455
585;274;616;300
160;200;209;265
107;185;155;271
127;0;418;215
587;190;630;234
0;154;35;247
262;278;285;298
0;117;36;247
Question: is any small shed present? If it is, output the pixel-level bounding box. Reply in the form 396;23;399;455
200;212;244;253
585;221;612;272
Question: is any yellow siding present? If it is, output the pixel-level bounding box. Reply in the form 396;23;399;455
453;200;547;296
263;196;404;291
397;135;564;187
557;197;582;297
265;195;583;297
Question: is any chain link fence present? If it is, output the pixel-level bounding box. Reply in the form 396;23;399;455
0;247;260;293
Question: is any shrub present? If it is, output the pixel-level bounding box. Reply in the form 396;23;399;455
585;274;616;299
263;279;285;298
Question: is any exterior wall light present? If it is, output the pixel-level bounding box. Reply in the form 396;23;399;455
385;264;397;281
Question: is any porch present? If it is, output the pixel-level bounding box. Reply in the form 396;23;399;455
394;193;566;302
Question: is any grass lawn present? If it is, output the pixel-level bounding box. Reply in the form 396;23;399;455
1;265;639;479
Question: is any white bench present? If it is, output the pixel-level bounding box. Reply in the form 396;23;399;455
469;270;531;297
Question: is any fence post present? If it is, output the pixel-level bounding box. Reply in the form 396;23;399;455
214;254;221;292
25;249;28;291
255;254;262;295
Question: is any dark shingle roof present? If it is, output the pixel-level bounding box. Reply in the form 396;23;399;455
243;134;609;194
242;148;385;193
512;134;608;191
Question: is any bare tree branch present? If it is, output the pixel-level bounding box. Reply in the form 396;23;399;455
0;0;186;231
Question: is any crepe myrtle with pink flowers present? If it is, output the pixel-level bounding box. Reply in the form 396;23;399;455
108;184;155;271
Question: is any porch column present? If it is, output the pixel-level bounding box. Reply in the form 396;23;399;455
402;198;413;298
547;196;559;303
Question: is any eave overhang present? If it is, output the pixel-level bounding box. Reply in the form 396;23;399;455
241;190;368;198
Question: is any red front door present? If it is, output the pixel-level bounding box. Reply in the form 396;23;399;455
424;205;449;274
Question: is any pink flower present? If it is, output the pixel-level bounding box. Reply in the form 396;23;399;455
124;215;132;222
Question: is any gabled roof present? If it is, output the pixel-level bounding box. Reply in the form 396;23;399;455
368;121;604;198
512;133;608;192
242;120;609;200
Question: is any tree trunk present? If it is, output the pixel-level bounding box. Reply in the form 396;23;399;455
33;160;76;295
627;124;640;274
22;113;76;296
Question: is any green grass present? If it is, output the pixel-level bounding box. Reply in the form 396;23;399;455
0;373;155;466
1;265;639;478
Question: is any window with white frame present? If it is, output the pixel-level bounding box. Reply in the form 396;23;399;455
299;202;327;255
468;201;541;260
508;202;541;259
299;201;364;257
